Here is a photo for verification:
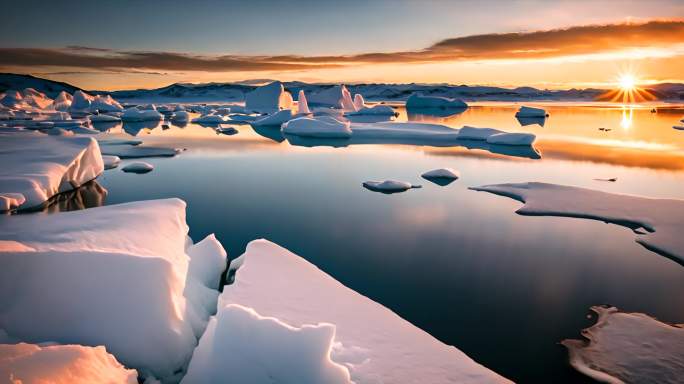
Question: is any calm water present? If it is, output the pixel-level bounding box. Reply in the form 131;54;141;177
51;104;684;382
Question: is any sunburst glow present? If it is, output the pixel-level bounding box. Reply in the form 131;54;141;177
619;74;636;91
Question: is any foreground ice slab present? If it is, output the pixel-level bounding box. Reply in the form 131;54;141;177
0;199;228;382
562;306;684;384
363;180;421;193
406;93;468;110
251;109;293;127
100;143;179;158
211;239;511;384
122;162;154;174
470;182;684;263
0;131;104;211
0;343;138;384
282;116;352;138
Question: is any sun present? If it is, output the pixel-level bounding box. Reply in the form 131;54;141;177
618;73;636;91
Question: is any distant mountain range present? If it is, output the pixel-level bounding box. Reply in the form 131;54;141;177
2;73;683;102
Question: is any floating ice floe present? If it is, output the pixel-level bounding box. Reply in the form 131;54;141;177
562;306;684;384
406;93;468;110
216;126;238;135
346;104;396;116
363;180;421;193
514;106;547;118
89;113;121;122
422;168;460;180
191;114;225;125
0;131;103;211
203;239;511;384
245;81;293;113
282;116;352;139
0;343;138;384
351;121;460;141
103;155;121;170
0;199;228;382
90;94;124;112
673;125;684;131
100;143;179;158
121;107;163;122
122;162;154;173
251;109;293;127
470;182;684;263
171;111;190;122
458;126;536;146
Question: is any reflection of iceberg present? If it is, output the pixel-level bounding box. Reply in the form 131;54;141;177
251;125;286;143
516;116;545;127
122;120;160;136
407;107;467;118
38;180;108;213
91;121;122;132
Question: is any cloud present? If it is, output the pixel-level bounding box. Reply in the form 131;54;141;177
1;20;682;72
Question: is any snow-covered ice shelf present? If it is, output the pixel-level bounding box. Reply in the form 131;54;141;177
189;239;512;384
0;199;228;382
562;306;684;384
0;131;104;211
470;182;684;264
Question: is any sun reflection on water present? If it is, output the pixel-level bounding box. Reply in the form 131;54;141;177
620;105;633;130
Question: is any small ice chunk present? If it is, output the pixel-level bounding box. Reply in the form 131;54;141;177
562;306;684;384
172;111;190;122
121;107;163;122
122;162;154;173
90;94;124;112
515;106;547;118
103;155;121;170
422;168;460;180
191;114;225;125
363;180;421;193
406;93;468;109
0;343;138;384
282;116;352;139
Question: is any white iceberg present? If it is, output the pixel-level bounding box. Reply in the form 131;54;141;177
69;90;94;113
103;155;121;170
0;131;103;211
121;107;163;122
470;182;684;263
353;94;365;110
351;121;460;141
213;239;511;384
363;180;421;193
182;304;352;384
90;95;124;112
122;162;154;173
297;90;311;115
245;81;293;113
422;168;460;180
514;106;547;118
251;109;293;127
562;306;684;384
0;199;228;382
191;114;225;125
52;91;73;111
282;116;352;139
308;85;355;110
0;343;138;384
406;93;468;109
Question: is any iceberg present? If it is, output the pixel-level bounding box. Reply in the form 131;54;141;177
514;106;547;118
212;239;511;384
103;155;121;170
52;91;73;111
363;180;421;193
251;109;293;127
90;95;124;112
562;306;684;384
46;127;75;136
245;81;293;113
353;94;365;110
172;111;190;122
181;304;352;384
406;93;468;110
0;343;138;384
69;90;94;113
0;199;228;382
422;168;460;180
297;90;311;115
282;116;352;139
307;85;354;109
470;182;684;263
121;107;163;122
351;121;460;141
122;162;154;173
0;131;103;211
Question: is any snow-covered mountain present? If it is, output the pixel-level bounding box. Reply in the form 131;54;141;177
0;73;82;98
2;73;683;103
